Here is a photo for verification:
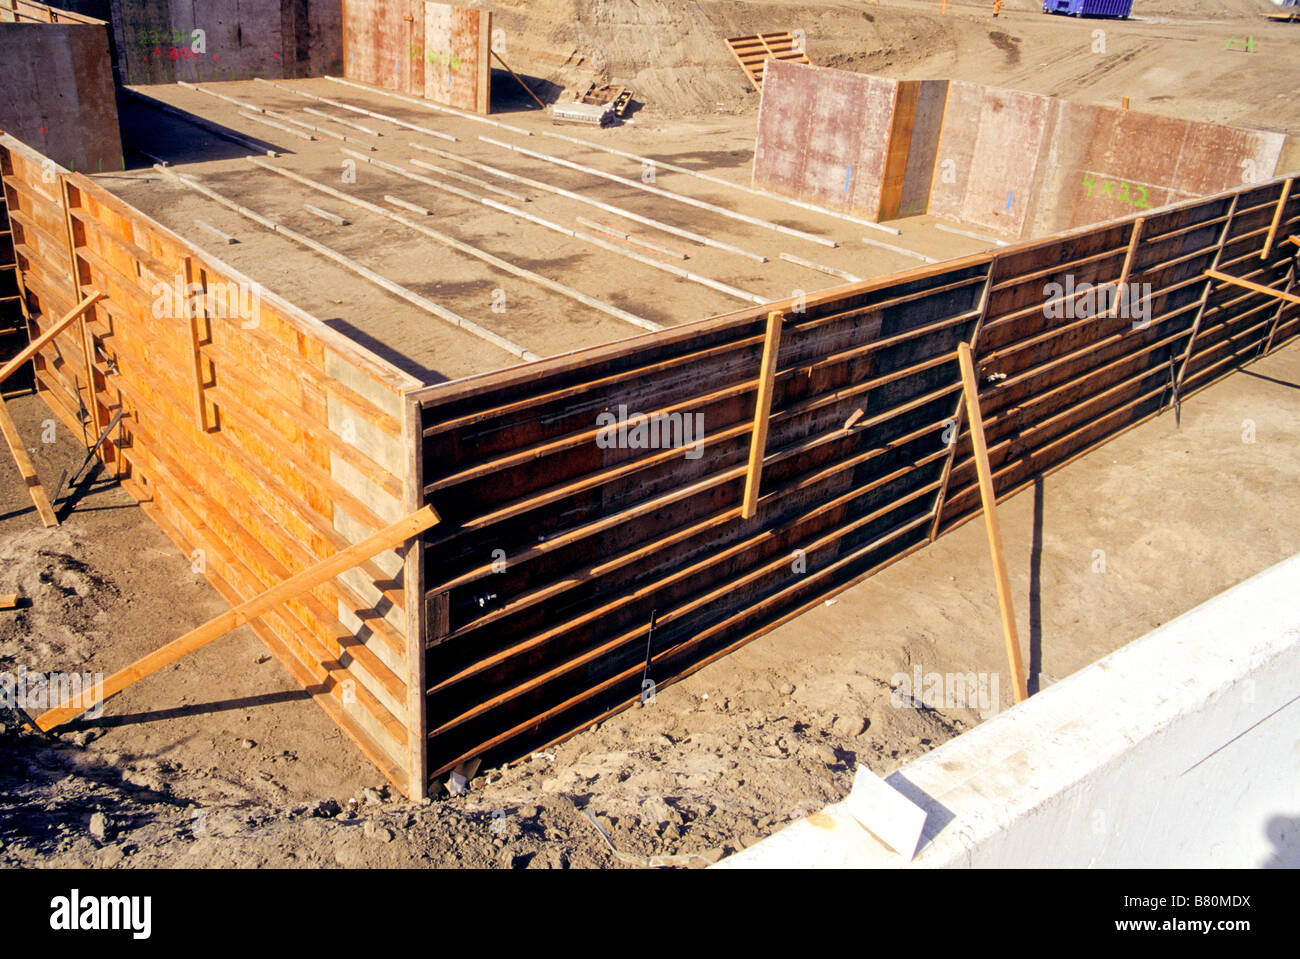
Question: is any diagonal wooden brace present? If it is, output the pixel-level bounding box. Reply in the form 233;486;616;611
36;504;441;731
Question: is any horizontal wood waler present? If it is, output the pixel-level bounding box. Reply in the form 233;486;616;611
2;127;1296;798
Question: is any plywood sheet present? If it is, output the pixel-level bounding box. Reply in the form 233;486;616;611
1031;102;1287;236
929;82;1058;240
344;0;489;113
753;60;902;220
0;22;122;172
420;2;490;113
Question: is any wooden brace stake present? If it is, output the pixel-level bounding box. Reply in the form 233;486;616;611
0;394;58;528
1261;178;1293;260
1204;268;1300;307
742;310;783;520
0;292;104;387
1109;216;1144;317
491;49;548;111
35;505;442;731
957;343;1028;705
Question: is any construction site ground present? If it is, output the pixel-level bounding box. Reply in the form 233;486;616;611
3;0;1299;868
4;340;1297;868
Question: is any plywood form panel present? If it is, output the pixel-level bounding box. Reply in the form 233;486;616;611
752;60;902;219
0;133;425;796
412;175;1298;790
0;21;122;172
344;0;490;114
421;2;489;113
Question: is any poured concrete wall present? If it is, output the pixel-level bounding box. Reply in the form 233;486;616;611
343;0;491;114
107;0;342;84
720;552;1300;868
0;21;122;172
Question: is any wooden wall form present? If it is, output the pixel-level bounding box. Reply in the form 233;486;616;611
342;0;491;115
0;0;101;25
0;179;26;385
411;174;1300;789
0;134;431;797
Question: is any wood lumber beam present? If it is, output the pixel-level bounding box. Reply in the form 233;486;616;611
0;394;58;527
957;342;1027;705
119;87;279;156
0;291;103;386
1261;178;1293;260
491;48;547;111
534;126;902;236
1108;216;1144;318
407;141;768;263
251;157;664;332
157;165;538;360
35;505;441;732
323;76;529;137
479;135;837;248
779;252;862;283
1204;268;1300;306
254;78;460;143
742;311;783;520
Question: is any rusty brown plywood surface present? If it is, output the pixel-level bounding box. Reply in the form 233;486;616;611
893;79;948;220
420;2;490;114
1031;102;1288;237
344;0;416;96
344;0;490;113
752;60;901;220
928;81;1058;240
0;21;121;173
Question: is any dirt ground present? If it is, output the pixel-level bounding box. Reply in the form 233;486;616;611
3;0;1299;869
3;337;1297;868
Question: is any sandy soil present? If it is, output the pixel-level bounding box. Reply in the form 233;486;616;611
3;338;1298;868
3;0;1299;869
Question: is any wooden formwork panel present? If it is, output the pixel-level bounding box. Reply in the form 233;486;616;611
0;135;428;797
343;0;491;114
411;175;1299;791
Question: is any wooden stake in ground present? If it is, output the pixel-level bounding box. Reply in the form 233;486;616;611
0;394;58;528
957;342;1028;704
36;505;442;731
0;292;104;388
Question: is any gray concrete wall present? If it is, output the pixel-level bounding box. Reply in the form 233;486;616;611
0;22;123;172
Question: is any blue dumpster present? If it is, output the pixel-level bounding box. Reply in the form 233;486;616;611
1043;0;1133;17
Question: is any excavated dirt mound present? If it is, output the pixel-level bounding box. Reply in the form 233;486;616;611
486;0;1300;132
